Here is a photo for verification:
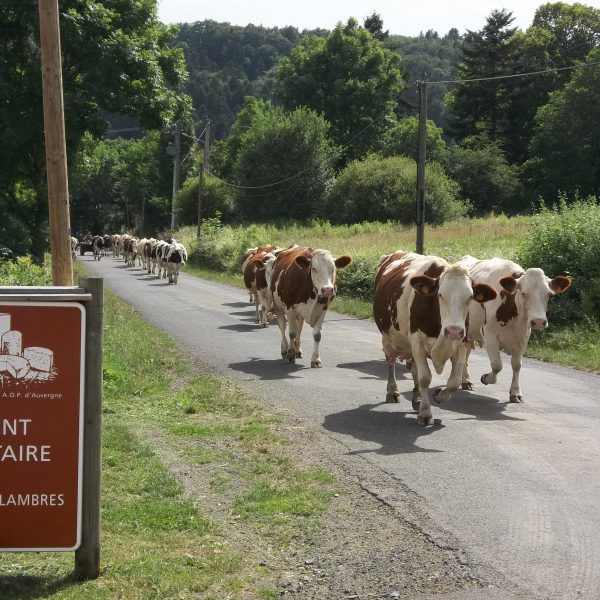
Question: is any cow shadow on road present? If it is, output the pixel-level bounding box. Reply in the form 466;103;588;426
323;401;442;455
229;357;305;380
222;301;252;308
337;360;413;381
219;323;269;332
435;390;523;422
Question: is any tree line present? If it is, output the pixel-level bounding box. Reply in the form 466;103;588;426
0;1;599;258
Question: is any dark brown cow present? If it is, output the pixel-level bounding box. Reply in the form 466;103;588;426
373;250;497;425
270;246;352;367
244;251;277;326
242;245;278;303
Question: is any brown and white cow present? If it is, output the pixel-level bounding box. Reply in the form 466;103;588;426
246;251;277;327
373;251;497;425
457;256;572;403
242;245;278;303
270;246;352;367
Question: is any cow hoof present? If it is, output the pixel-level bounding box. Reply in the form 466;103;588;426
287;355;296;364
461;381;475;391
295;351;302;358
386;393;400;403
509;394;524;403
411;399;421;411
311;361;322;368
481;374;491;385
260;323;267;328
417;415;433;426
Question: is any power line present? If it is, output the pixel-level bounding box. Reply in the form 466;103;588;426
423;59;600;85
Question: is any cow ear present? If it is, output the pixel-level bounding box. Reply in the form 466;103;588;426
472;283;497;304
335;255;352;269
499;276;518;294
410;275;438;296
549;275;572;294
295;255;311;269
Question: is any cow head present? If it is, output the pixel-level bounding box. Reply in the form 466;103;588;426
499;268;572;330
411;265;497;340
295;250;352;306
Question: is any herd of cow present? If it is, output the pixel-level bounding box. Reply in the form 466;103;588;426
243;244;572;426
71;234;188;284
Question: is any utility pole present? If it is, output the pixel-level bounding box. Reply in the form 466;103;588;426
197;120;210;238
170;121;181;231
38;0;73;285
415;77;428;255
140;188;145;237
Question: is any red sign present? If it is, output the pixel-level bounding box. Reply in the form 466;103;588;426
0;302;85;551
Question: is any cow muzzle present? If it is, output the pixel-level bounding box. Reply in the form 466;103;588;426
530;318;547;330
318;286;335;305
444;326;465;340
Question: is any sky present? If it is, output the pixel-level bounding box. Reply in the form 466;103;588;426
157;0;600;37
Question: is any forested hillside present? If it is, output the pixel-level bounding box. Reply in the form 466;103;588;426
175;20;327;138
1;2;600;260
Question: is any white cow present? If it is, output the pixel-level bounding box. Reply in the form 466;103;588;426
458;256;572;402
165;241;187;284
270;246;352;368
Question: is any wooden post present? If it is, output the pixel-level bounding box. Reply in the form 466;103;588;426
38;0;73;285
415;79;428;255
197;120;210;238
75;277;103;580
170;121;181;230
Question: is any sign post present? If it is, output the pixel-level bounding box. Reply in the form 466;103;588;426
0;301;85;549
0;280;102;579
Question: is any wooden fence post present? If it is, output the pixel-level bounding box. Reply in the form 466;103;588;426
74;277;103;580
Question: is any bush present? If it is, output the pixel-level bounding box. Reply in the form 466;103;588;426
336;254;379;301
175;176;235;226
322;154;469;225
516;198;600;324
0;256;51;286
443;138;522;215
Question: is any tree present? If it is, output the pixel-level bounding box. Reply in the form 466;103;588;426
276;19;405;161
526;50;600;204
69;131;176;236
363;12;389;41
223;100;339;222
445;10;518;145
0;0;190;256
381;116;447;162
443;136;522;215
385;30;463;130
503;2;600;163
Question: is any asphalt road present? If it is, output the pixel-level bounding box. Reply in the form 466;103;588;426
83;255;600;600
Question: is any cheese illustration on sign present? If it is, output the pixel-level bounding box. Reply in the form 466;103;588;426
0;313;56;387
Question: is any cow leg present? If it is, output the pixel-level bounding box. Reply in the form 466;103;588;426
295;316;304;359
285;309;298;363
481;335;502;386
410;358;421;411
412;346;433;425
275;309;288;359
309;313;325;368
254;294;260;324
385;357;399;403
509;351;524;403
461;345;475;390
434;345;467;404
